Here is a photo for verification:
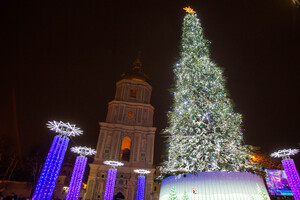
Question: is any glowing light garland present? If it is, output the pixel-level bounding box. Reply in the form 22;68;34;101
66;147;96;200
134;169;150;200
159;7;262;178
271;149;300;200
32;121;82;200
32;136;69;199
136;176;146;200
103;161;124;200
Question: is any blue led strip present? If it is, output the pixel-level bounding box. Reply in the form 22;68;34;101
75;157;87;199
66;157;80;200
136;176;146;200
32;135;60;199
282;159;300;200
66;156;87;200
104;168;117;200
32;135;69;200
45;136;69;199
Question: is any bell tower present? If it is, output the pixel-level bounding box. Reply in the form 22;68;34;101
84;57;156;200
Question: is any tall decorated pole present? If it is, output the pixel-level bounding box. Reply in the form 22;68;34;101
32;121;83;200
134;169;151;200
103;161;124;200
160;6;262;177
66;147;96;200
271;149;300;200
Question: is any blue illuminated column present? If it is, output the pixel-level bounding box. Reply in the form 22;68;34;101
103;161;124;200
32;121;83;200
134;169;151;200
104;168;117;200
66;147;96;200
136;176;146;200
282;159;300;200
271;149;300;200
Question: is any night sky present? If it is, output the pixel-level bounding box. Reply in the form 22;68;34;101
1;0;300;171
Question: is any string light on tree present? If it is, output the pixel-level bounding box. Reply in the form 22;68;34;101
66;147;96;200
134;169;151;200
159;6;262;178
271;149;300;200
103;161;124;200
32;121;83;200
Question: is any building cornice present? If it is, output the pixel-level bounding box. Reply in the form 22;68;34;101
108;100;154;110
99;122;156;132
116;79;152;90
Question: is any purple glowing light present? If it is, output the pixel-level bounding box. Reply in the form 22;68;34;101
282;159;300;200
104;168;117;200
66;156;87;200
32;135;69;200
136;176;146;200
134;169;150;200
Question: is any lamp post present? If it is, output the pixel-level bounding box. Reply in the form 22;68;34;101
134;169;151;200
32;121;83;200
271;149;300;200
103;161;124;200
66;147;96;200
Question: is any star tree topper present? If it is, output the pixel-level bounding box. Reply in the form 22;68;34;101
183;6;196;14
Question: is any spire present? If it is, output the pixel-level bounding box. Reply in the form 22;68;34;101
120;51;149;83
132;51;142;72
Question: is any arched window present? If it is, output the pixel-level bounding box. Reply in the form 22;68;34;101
120;137;131;161
130;89;136;98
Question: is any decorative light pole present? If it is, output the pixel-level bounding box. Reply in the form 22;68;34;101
66;146;96;200
134;169;151;200
32;121;83;200
271;149;300;200
103;161;124;200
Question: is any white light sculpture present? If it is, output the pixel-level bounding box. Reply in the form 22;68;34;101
103;161;124;200
70;146;97;156
271;149;299;159
271;149;300;200
66;147;96;200
134;169;151;200
32;121;82;200
47;120;83;137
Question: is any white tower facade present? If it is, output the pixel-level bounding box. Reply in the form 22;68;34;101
84;58;156;200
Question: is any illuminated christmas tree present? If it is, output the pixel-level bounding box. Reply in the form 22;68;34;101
160;6;261;177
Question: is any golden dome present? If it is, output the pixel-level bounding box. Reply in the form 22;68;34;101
121;57;149;82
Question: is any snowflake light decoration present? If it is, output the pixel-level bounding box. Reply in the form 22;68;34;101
134;169;151;175
103;160;124;168
70;146;96;157
47;120;83;137
271;149;299;159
